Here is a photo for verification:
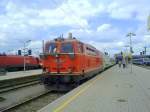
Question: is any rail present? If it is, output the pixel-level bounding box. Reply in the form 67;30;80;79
0;90;51;112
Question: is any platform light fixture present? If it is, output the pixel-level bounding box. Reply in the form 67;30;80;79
148;14;150;31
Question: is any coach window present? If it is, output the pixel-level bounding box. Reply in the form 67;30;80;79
61;43;73;53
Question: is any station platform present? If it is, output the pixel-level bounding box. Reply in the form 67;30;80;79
38;65;150;112
0;69;42;81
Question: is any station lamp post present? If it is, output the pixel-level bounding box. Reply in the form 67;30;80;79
144;46;147;55
124;45;130;53
144;34;150;55
126;32;136;73
23;40;31;71
148;14;150;31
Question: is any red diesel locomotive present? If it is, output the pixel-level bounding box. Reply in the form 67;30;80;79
41;33;104;87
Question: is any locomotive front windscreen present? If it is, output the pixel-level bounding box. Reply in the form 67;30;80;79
48;43;56;53
61;43;73;53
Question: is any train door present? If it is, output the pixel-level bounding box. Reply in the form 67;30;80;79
78;42;85;73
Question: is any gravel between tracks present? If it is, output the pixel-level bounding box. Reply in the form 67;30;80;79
0;84;46;110
6;92;65;112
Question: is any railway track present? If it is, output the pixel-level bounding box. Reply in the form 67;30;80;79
0;81;44;111
0;80;40;93
0;90;50;112
0;74;42;92
1;89;66;112
0;80;67;112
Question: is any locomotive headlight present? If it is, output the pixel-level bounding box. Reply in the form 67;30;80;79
68;67;73;73
46;68;50;73
43;67;50;74
68;68;71;73
42;68;47;74
55;54;58;57
46;68;48;72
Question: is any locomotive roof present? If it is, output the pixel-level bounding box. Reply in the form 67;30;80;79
85;43;97;50
46;37;95;48
46;37;78;43
45;37;101;53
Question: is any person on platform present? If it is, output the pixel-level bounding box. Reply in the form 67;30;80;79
118;55;123;68
125;56;129;68
122;57;126;68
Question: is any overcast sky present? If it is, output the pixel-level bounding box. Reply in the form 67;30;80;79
0;0;150;56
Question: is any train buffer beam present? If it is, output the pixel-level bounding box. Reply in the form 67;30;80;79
38;65;150;112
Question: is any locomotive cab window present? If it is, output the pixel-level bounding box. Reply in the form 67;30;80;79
61;43;74;53
49;43;56;53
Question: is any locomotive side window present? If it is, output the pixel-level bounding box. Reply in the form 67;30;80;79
86;47;97;56
61;43;73;53
49;43;56;53
78;43;84;53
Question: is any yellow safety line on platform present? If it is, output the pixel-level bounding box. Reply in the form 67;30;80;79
53;77;100;112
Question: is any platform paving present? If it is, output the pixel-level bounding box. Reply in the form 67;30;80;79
38;65;150;112
0;69;42;81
